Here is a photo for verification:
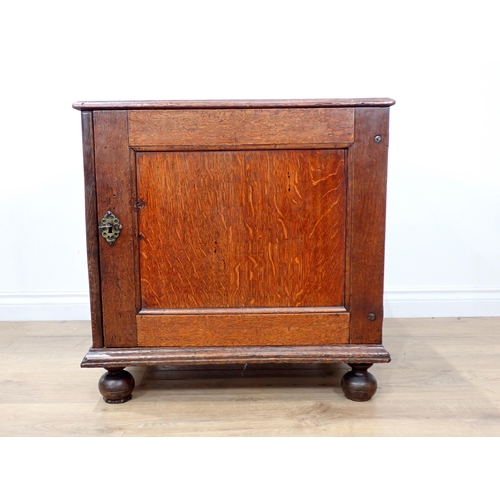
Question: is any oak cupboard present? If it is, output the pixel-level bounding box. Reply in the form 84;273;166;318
73;99;395;403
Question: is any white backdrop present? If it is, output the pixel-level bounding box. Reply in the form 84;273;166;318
1;0;499;319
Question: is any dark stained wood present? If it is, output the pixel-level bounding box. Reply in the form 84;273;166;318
80;111;103;348
129;109;354;147
137;149;346;309
136;311;350;347
341;363;377;401
348;107;390;344
98;368;135;404
81;344;391;368
93;111;137;347
73;98;396;111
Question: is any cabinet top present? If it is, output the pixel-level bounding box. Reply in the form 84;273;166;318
72;98;395;111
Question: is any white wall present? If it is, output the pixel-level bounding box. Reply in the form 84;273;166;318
1;0;499;319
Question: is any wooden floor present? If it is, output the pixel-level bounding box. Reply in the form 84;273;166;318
0;317;499;436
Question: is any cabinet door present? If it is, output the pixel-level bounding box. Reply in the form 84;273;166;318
135;148;349;347
92;106;389;348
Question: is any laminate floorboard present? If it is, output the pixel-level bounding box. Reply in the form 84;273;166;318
0;318;499;436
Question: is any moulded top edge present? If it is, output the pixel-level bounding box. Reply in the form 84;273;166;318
72;98;396;111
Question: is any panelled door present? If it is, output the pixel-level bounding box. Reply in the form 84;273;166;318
93;106;388;348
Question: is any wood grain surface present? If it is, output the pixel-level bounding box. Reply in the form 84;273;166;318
137;149;346;309
128;108;354;146
80;101;393;352
80;111;103;348
81;342;389;367
94;111;137;347
73;97;396;110
136;311;350;347
0;318;498;436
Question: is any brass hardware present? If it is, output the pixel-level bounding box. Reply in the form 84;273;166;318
99;211;123;246
368;313;376;321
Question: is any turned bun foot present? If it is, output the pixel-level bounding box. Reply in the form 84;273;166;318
341;363;377;402
98;368;135;404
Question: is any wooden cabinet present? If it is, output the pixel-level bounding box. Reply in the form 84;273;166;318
73;99;395;403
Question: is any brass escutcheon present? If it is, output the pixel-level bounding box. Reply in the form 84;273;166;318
99;211;122;246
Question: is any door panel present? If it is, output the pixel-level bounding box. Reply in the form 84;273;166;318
137;149;346;310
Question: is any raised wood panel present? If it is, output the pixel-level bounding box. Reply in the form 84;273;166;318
137;149;346;309
93;111;137;347
128;108;354;147
136;311;350;347
80;111;103;348
348;107;390;344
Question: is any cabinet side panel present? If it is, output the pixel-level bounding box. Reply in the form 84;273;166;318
81;111;103;347
94;111;137;347
349;108;390;344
